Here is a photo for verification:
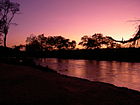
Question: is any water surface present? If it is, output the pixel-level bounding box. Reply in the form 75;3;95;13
36;58;140;91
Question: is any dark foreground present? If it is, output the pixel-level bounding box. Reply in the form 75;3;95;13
0;63;140;105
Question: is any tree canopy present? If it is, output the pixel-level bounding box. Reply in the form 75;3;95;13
26;34;76;52
79;33;121;49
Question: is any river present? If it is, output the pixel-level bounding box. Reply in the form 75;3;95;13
35;58;140;91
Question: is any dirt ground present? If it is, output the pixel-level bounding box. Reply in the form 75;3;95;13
0;63;140;105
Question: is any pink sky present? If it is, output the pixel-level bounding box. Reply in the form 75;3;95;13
7;0;140;47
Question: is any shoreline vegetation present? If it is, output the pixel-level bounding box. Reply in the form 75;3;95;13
43;48;140;62
0;60;140;105
2;46;140;62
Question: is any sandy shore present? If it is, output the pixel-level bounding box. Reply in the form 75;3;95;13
0;63;140;105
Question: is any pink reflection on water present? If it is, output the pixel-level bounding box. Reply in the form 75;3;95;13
37;58;140;91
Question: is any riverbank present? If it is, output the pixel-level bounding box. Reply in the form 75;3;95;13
0;63;140;105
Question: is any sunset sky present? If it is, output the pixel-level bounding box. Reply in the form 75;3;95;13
8;0;140;47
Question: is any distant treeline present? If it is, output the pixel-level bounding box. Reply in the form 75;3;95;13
10;33;123;54
24;33;121;52
1;33;140;62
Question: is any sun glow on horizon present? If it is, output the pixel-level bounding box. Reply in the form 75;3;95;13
5;0;140;47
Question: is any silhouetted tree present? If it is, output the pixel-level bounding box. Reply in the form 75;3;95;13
45;36;56;50
46;36;76;50
79;34;102;49
26;35;42;52
54;36;69;49
79;34;120;49
68;40;76;49
0;0;20;47
79;35;91;49
91;33;104;48
37;34;47;50
26;34;77;51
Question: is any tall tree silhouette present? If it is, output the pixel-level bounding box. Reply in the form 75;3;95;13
0;0;20;47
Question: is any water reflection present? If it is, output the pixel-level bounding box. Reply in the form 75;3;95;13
36;58;140;91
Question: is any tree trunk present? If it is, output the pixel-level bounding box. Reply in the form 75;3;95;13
4;33;7;47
